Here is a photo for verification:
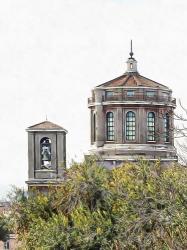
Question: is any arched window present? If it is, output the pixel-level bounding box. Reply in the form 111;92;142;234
126;111;136;141
106;112;114;141
40;137;51;169
164;113;170;142
93;113;96;142
147;112;155;141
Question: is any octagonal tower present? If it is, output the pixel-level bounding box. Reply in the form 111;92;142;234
88;43;177;168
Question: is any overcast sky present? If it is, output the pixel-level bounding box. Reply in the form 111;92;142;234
0;0;187;198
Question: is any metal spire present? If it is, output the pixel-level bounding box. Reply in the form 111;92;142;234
129;40;134;58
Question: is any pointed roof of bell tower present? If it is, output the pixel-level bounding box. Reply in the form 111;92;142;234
26;120;68;133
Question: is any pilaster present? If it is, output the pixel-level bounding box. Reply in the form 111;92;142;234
95;89;105;147
116;108;123;143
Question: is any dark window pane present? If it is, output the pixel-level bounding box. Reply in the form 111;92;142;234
147;112;155;141
126;111;136;141
164;113;170;142
106;112;114;141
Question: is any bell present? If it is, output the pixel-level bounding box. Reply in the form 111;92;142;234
43;152;49;161
41;146;51;161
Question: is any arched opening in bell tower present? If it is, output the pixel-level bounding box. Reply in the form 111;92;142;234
40;137;52;169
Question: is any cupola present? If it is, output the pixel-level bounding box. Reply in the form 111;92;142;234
126;40;138;73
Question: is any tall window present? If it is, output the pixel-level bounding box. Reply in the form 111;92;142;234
147;112;155;141
164;113;170;142
106;112;114;141
126;111;136;141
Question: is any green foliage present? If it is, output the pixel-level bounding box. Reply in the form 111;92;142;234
8;159;187;249
0;215;9;242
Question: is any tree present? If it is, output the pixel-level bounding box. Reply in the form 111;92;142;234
8;158;187;249
173;100;187;164
0;215;9;242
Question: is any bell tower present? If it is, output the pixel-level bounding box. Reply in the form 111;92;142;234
26;120;67;191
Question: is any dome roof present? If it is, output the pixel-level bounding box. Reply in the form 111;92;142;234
96;72;170;90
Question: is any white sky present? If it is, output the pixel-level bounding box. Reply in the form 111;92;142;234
0;0;187;198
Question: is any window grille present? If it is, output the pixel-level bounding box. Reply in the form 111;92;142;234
106;112;114;141
147;112;155;141
126;111;136;141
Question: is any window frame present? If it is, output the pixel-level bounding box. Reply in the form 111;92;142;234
146;91;156;98
127;90;135;97
164;113;170;143
125;111;136;141
106;111;115;141
106;91;114;99
147;112;156;142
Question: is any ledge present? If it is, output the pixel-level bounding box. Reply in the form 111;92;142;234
26;179;64;186
88;102;176;109
35;169;56;172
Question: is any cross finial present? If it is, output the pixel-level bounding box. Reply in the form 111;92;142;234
129;40;134;58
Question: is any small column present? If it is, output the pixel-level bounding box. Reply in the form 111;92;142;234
95;89;105;147
57;132;66;177
170;108;175;146
139;108;147;144
90;110;95;144
116;108;123;143
28;132;35;179
158;108;165;144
